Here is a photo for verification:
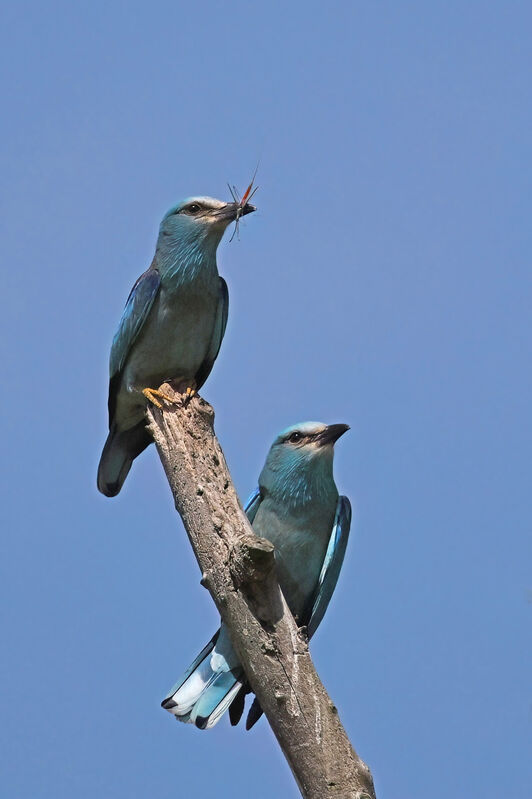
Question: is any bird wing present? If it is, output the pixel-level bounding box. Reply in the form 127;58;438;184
305;495;352;639
195;277;229;390
244;486;262;523
109;267;161;378
107;267;161;427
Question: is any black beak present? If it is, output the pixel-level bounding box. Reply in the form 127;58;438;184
215;201;256;222
317;423;350;447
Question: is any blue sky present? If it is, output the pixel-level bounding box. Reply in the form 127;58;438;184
1;2;530;797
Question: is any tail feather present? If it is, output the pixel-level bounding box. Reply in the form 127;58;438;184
162;628;244;730
229;685;247;726
246;696;264;730
191;672;244;730
97;421;151;497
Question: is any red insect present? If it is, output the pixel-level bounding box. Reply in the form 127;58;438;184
227;166;259;241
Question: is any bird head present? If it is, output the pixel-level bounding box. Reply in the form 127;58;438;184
158;196;255;256
259;422;349;506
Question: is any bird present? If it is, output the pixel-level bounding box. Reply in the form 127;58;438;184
161;421;351;730
97;195;255;497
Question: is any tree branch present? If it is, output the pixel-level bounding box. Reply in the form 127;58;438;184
146;385;377;799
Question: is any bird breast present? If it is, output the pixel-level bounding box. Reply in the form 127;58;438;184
252;499;335;620
124;279;219;393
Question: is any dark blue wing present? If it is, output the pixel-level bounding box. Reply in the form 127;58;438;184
306;495;352;639
195;277;229;390
244;487;262;523
109;267;161;377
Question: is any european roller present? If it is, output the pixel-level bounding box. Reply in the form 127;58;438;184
161;421;351;730
97;195;255;497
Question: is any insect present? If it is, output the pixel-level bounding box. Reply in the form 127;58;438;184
228;166;259;241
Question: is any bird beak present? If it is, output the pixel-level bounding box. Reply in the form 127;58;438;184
317;424;350;447
213;201;256;222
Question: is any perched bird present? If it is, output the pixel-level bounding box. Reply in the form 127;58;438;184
161;421;351;730
97;195;255;497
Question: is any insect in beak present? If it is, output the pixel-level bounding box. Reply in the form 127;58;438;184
227;165;259;242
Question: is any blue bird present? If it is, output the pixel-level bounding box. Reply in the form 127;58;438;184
161;421;351;730
97;195;255;497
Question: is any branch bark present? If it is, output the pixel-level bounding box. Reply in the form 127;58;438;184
146;385;377;799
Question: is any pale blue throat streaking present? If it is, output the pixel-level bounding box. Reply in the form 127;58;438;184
162;421;351;730
97;195;255;497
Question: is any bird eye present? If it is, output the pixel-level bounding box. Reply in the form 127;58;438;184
186;203;201;214
288;432;302;443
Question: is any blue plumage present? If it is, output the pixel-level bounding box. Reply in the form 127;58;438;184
161;421;351;730
307;494;351;638
97;195;255;497
109;269;161;377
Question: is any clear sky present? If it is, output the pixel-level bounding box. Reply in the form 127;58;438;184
1;2;530;797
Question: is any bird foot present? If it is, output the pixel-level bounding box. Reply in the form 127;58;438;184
142;387;177;409
183;385;197;407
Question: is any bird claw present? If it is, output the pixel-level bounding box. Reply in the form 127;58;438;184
142;387;177;409
183;385;197;407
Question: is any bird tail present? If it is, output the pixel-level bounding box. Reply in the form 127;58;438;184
97;421;151;497
161;630;244;730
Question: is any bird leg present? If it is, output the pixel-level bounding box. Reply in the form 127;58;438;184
142;387;177;409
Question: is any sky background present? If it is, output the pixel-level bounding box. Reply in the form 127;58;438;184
1;1;530;797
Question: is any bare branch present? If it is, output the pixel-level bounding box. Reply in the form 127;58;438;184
146;385;377;799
